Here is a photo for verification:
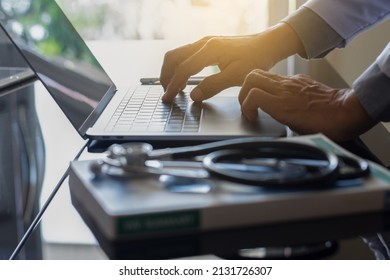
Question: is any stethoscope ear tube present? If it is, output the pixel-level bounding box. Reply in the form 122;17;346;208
202;141;341;189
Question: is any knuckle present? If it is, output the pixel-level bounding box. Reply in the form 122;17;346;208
163;49;177;63
201;35;214;42
175;63;190;77
251;69;264;75
244;70;259;84
244;69;267;87
292;74;313;84
205;37;223;49
280;80;293;87
247;88;259;99
292;74;307;79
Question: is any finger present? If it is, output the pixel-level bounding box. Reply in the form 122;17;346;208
190;62;245;102
238;69;283;105
251;70;314;87
241;88;281;122
251;69;286;82
160;37;211;91
291;74;316;84
162;38;225;102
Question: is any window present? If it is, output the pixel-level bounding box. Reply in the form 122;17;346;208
56;0;269;41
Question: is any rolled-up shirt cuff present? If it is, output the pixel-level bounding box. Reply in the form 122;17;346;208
304;0;390;45
353;62;390;122
377;43;390;77
282;7;345;59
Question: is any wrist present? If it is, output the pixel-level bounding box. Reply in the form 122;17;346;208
255;23;306;67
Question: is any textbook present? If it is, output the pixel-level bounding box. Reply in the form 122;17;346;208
68;134;390;241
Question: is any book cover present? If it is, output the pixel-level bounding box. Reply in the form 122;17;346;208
68;134;390;241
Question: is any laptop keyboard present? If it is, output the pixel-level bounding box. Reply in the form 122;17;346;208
106;86;201;133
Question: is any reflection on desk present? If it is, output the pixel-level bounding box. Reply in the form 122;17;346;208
0;82;45;259
0;35;45;259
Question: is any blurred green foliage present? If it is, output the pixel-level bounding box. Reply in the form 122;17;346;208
9;0;104;65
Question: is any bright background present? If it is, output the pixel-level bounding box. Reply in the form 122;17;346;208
56;0;269;41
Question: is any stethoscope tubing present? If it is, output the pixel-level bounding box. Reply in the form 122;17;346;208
93;137;371;189
202;142;340;188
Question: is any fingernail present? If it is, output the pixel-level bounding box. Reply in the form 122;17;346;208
161;93;172;103
190;87;204;102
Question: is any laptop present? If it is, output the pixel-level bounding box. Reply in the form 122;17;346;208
0;1;286;148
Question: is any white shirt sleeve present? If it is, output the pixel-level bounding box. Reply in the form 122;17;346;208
284;0;390;122
353;43;390;122
304;0;390;45
283;7;344;58
377;43;390;77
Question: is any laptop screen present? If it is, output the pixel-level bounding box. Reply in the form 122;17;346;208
0;1;115;136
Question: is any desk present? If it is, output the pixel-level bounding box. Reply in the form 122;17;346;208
3;40;390;260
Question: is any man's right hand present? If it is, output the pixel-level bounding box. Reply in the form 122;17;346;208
159;23;304;103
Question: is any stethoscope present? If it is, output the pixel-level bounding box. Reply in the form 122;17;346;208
90;137;370;190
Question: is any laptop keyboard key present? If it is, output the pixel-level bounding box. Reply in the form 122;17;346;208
108;86;201;133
